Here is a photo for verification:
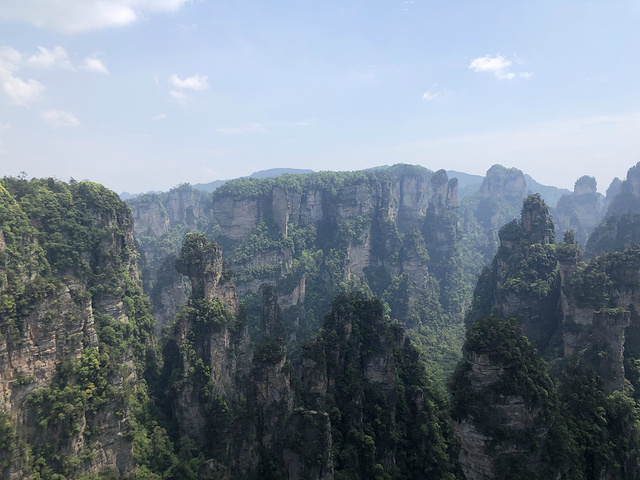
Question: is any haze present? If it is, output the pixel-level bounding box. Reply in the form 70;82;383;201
1;0;639;193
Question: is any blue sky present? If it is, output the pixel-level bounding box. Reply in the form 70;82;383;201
1;0;639;194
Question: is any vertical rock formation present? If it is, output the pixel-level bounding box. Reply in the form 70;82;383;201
239;285;297;477
467;194;559;350
0;178;156;478
130;165;460;319
175;234;238;315
130;165;466;382
451;317;559;480
457;192;640;479
473;165;528;230
298;294;459;479
552;175;603;247
587;162;640;257
128;185;216;332
167;233;250;448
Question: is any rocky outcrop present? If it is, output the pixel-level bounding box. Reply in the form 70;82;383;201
468;194;559;350
169;234;251;446
475;165;528;230
587;162;640;257
297;294;457;478
452;317;556;480
604;177;623;211
175;234;239;315
470;193;640;392
174;290;457;479
553;175;604;246
127;185;216;332
0;179;154;478
283;409;334;480
130;166;461;333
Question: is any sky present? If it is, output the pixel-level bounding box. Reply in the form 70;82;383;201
1;0;639;194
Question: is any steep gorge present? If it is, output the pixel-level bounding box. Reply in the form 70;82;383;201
160;234;459;479
2;162;640;479
130;165;465;380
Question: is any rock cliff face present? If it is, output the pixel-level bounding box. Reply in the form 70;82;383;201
552;175;604;247
163;242;458;479
452;332;555;480
128;184;216;332
472;165;528;231
166;234;251;449
456;193;640;479
0;280;137;479
294;294;459;479
587;162;640;257
211;169;457;242
0;178;156;478
131;165;466;381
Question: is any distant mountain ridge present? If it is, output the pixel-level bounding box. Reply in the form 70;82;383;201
193;167;315;192
119;168;315;199
121;166;574;208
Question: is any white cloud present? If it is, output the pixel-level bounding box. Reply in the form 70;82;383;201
81;55;109;74
469;54;531;80
216;123;266;135
422;85;451;102
27;46;72;69
422;91;438;101
1;45;111;105
169;73;209;91
0;46;21;65
0;0;190;34
0;46;45;105
41;109;80;127
151;113;167;120
4;77;45;105
169;89;188;105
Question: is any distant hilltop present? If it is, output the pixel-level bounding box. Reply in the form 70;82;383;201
119;167;315;199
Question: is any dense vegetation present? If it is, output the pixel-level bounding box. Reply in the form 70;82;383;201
131;165;469;384
0;177;187;479
451;314;640;479
4;161;640;479
301;293;461;480
451;190;640;479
